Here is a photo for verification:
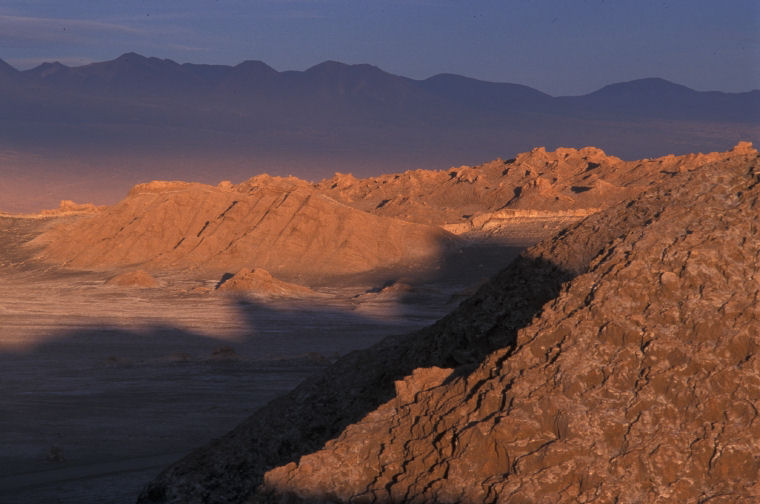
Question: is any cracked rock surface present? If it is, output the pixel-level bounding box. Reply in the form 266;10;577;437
258;150;760;503
138;144;760;504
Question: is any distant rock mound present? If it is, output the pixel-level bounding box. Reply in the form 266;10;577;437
0;199;107;218
371;280;414;297
352;280;416;303
138;144;760;503
217;268;317;298
41;200;104;215
31;145;754;276
32;176;457;280
127;181;196;196
318;143;752;226
105;270;158;288
442;207;598;242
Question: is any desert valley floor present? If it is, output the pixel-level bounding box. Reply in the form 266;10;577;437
0;215;528;503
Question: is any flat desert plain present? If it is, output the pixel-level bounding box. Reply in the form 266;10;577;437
0;214;523;503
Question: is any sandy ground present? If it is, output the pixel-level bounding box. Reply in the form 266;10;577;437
0;216;529;504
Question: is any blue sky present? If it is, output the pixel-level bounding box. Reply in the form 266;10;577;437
0;0;757;95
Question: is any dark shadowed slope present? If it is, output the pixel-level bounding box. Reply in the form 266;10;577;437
0;58;18;84
137;145;760;503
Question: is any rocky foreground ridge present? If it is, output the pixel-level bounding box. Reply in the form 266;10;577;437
138;142;760;504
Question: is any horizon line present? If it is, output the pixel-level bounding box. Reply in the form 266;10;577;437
2;52;759;97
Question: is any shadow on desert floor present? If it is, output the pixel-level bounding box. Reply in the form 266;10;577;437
138;254;576;504
0;291;453;504
0;219;528;503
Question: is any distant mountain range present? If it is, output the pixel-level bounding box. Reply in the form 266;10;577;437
0;52;758;212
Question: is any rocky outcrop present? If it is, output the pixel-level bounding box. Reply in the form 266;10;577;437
138;144;760;503
104;269;158;288
259;148;760;502
442;208;598;242
39;199;104;216
318;143;753;226
352;281;416;302
137;241;577;504
0;199;104;218
216;268;318;298
140;144;760;503
31;144;754;278
32;176;457;281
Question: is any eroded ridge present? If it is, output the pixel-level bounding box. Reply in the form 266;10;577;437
32;177;456;280
318;143;754;225
31;144;756;281
258;152;760;502
137;145;760;503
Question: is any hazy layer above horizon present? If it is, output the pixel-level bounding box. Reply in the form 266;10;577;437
0;53;758;213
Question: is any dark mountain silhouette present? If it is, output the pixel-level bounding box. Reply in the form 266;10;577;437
4;52;757;126
2;52;757;137
0;58;18;76
0;53;757;212
0;58;19;91
419;73;553;113
559;77;760;121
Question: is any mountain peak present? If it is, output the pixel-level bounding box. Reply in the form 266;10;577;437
24;61;69;78
592;77;695;96
117;51;144;58
115;52;149;63
111;52;180;70
305;60;351;72
234;60;278;74
36;61;68;70
305;60;385;75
